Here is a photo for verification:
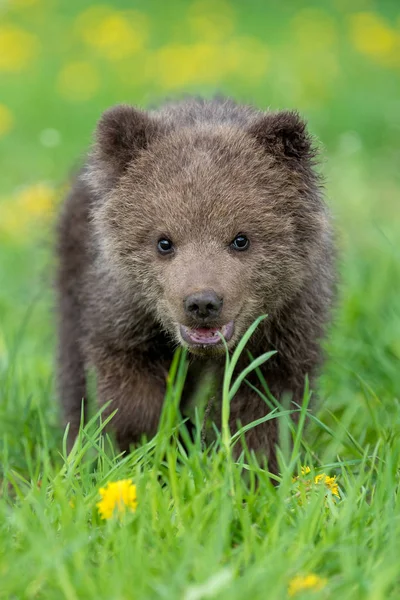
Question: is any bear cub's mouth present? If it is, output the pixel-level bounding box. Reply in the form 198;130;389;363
180;321;234;347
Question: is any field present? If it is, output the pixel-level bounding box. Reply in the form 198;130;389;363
1;1;400;598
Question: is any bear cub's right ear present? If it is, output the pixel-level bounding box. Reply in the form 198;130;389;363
85;105;163;196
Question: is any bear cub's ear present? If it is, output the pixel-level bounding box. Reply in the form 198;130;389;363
249;110;316;163
85;105;163;196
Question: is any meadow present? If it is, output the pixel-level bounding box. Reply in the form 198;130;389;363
1;1;400;598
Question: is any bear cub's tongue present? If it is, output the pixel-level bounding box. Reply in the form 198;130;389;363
180;321;234;346
190;327;220;343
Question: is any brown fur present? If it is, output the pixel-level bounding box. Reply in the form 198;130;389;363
56;97;335;471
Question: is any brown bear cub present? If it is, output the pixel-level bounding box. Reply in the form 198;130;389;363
56;97;335;471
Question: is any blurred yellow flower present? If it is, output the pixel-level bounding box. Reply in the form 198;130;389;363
75;6;148;60
187;0;235;42
288;573;327;597
57;61;100;102
314;474;340;498
0;105;14;138
153;37;269;90
0;182;55;240
0;25;39;72
154;42;223;88
17;182;55;217
349;12;398;63
97;479;138;520
292;466;340;502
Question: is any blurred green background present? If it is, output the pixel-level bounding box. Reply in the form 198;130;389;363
0;0;399;460
1;0;400;189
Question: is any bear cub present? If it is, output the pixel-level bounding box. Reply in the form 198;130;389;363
56;97;335;471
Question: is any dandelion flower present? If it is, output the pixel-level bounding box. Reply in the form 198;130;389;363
75;6;148;60
0;25;39;72
17;182;55;217
288;573;327;597
0;182;55;240
97;479;137;520
349;12;396;60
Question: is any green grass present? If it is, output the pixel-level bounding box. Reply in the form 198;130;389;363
1;1;400;598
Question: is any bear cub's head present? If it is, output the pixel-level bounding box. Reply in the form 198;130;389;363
86;103;328;356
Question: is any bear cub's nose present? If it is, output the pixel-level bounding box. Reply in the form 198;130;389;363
184;290;223;322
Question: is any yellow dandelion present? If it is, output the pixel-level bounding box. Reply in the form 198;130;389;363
0;25;39;72
153;42;223;89
153;36;269;91
289;573;327;597
75;6;148;61
0;104;14;138
97;479;137;520
0;182;55;240
57;61;100;102
17;182;55;217
349;13;397;61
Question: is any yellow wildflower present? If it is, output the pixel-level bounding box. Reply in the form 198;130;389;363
0;182;55;240
0;104;14;138
292;466;340;502
292;465;310;483
349;13;397;63
153;42;224;89
0;25;39;72
288;573;327;597
57;61;100;102
314;474;340;498
75;6;148;61
152;37;269;91
97;479;138;520
17;182;55;217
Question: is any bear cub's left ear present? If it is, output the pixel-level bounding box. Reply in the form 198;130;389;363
249;110;316;163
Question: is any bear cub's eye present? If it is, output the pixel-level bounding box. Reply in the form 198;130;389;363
157;238;174;255
231;234;250;251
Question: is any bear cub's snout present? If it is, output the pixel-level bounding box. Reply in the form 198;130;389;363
183;290;223;323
